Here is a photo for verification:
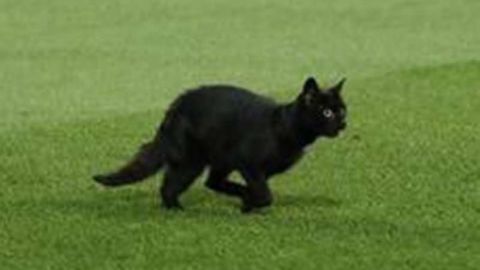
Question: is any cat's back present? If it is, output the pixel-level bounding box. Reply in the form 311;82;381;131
171;85;277;118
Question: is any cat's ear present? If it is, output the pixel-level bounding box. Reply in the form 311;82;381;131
299;77;319;106
329;77;346;95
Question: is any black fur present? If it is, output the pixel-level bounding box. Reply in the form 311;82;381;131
93;77;347;213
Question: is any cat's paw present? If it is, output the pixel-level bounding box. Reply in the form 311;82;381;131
162;202;184;211
241;205;271;214
241;204;254;213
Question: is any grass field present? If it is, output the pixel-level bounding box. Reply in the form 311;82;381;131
1;0;480;269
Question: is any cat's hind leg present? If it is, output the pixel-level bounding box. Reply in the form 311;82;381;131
160;163;204;210
205;167;247;198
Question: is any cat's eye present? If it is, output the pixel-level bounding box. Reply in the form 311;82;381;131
322;108;334;118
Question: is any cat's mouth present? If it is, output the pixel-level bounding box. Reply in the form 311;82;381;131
325;122;346;138
325;130;341;138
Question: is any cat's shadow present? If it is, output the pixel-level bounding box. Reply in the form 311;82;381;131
276;193;341;208
36;188;341;222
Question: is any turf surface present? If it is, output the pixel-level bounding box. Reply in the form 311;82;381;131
1;0;479;269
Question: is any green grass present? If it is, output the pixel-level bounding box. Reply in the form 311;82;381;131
1;0;480;269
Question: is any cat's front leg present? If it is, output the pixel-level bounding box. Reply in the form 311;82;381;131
240;169;273;213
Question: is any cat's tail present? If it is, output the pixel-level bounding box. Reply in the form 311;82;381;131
93;139;166;187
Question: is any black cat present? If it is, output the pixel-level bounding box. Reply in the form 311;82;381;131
93;77;347;213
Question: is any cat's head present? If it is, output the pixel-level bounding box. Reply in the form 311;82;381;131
296;76;347;138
